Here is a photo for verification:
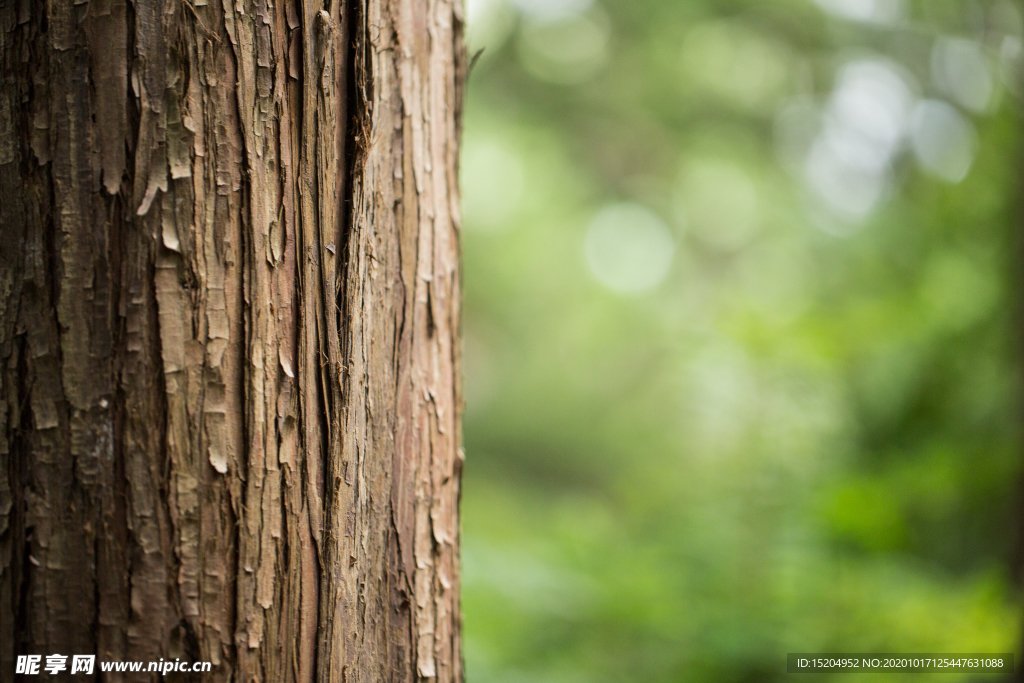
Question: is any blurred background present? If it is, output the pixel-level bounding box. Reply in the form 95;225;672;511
456;0;1024;680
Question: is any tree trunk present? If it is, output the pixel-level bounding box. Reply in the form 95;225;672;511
0;0;465;679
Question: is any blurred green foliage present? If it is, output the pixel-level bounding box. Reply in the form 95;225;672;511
457;0;1024;680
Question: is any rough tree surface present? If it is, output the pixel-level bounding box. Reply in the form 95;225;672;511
0;0;466;680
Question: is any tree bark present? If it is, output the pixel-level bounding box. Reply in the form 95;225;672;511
0;0;465;680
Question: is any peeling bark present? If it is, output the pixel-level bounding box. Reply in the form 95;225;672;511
0;0;465;680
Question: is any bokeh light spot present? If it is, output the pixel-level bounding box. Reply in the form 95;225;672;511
584;203;674;293
681;22;792;112
803;59;915;223
812;0;905;24
931;37;994;113
677;158;760;252
909;100;977;184
461;138;526;231
508;0;593;23
518;10;610;84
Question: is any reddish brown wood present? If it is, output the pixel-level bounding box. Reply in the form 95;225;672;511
0;0;465;680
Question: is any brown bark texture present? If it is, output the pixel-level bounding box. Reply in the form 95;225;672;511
0;0;466;679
